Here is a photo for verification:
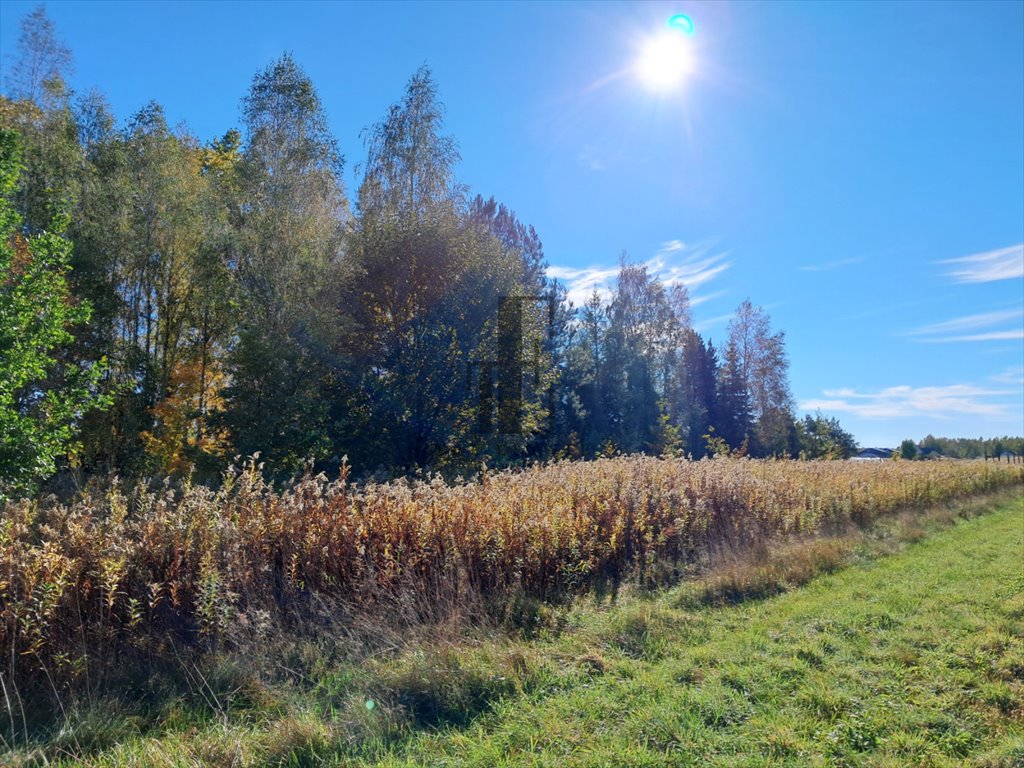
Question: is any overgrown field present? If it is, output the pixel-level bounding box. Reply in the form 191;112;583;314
3;457;1021;701
3;479;1022;766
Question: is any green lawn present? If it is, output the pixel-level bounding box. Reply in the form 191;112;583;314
11;495;1023;767
366;496;1024;767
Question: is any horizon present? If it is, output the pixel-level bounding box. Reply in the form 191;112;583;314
1;0;1022;447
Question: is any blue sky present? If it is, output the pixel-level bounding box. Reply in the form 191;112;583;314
2;0;1022;447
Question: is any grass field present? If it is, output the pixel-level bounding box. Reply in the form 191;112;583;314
6;490;1022;766
360;494;1024;768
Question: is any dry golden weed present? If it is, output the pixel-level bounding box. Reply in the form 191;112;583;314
1;456;1020;692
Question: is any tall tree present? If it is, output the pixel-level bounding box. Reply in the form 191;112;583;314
604;260;682;453
222;54;350;473
468;194;566;457
714;338;753;453
0;128;107;497
348;67;545;471
560;290;608;456
4;4;73;106
358;66;460;223
348;65;462;470
673;329;718;457
69;104;211;475
140;129;240;475
469;195;546;294
726;299;795;456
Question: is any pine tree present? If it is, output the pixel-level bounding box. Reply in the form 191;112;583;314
675;329;718;457
715;338;753;453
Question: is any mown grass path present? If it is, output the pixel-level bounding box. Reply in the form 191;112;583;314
372;498;1024;767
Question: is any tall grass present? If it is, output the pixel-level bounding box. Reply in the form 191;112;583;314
2;456;1021;699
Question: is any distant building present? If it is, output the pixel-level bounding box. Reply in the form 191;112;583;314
851;447;893;461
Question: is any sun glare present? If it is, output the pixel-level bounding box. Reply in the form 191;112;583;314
636;32;695;92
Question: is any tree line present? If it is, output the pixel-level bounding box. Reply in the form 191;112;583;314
0;7;855;496
914;435;1024;460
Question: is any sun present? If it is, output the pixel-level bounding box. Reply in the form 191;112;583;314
635;32;695;92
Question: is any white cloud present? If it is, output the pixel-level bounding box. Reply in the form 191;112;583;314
991;366;1024;386
938;330;1024;342
937;243;1024;283
799;257;863;272
907;308;1023;336
546;264;620;306
904;307;1024;343
650;242;732;291
690;290;727;308
800;383;1014;420
549;240;732;309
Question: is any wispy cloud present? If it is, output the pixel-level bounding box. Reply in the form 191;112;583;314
546;264;619;307
903;307;1024;343
690;290;727;308
694;313;733;333
576;144;606;172
799;257;863;272
800;383;1014;420
649;240;732;292
937;243;1024;283
549;240;732;309
991;366;1024;386
938;330;1024;342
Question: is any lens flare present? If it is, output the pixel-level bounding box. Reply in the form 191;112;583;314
667;14;695;35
